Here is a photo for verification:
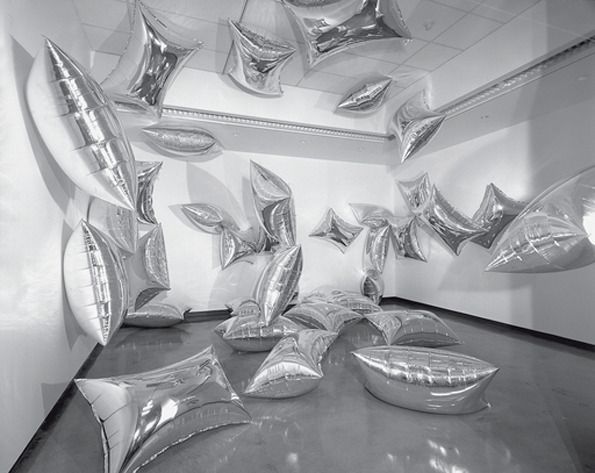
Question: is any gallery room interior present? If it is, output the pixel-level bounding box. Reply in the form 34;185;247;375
1;0;594;472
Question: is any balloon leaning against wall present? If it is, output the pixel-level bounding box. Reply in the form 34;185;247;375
24;1;595;471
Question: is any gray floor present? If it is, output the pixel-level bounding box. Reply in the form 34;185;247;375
12;300;595;473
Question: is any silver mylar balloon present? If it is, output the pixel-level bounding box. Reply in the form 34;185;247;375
142;124;219;156
280;0;411;68
27;39;137;210
472;183;527;249
365;224;393;272
253;245;303;326
284;302;362;334
214;314;302;352
352;346;499;414
397;173;432;215
391;216;426;262
136;161;162;225
302;287;382;315
361;268;384;304
75;346;251;473
487;165;595;273
101;2;202;117
127;224;171;310
366;310;460;347
309;208;362;252
227;20;296;97
389;90;446;163
87;197;138;254
225;297;261;317
336;76;392;113
220;228;258;269
63;220;129;346
349;202;394;229
250;161;297;247
124;301;184;328
182;203;239;234
244;329;337;399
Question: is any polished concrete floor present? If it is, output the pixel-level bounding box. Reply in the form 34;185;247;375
12;300;595;473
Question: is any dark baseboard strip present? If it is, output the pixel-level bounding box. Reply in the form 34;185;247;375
184;308;231;321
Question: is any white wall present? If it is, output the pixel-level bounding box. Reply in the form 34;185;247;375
0;2;95;472
389;92;595;345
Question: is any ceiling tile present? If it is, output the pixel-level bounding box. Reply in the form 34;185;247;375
74;0;129;32
389;65;429;88
298;71;359;95
280;53;308;86
434;13;502;50
313;53;399;77
472;4;514;22
127;0;246;24
477;0;540;16
158;13;232;53
185;49;228;74
83;25;128;55
401;0;467;41
432;0;482;12
347;38;427;64
405;42;461;70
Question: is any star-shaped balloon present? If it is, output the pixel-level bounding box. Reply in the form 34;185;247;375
397;173;432;215
284;301;362;333
360;268;384;304
253;245;303;326
101;2;202;117
349;202;394;229
64;220;129;346
220;227;258;269
309;208;362;252
352;346;499;414
142;123;219;156
27;39;137;210
227;20;296;96
76;346;251;473
215;314;302;352
251;161;297;247
280;0;411;68
136;161;163;225
182;203;239;234
244;329;337;398
389;90;446;163
127;224;171;310
486;165;595;273
472;183;527;249
364;224;393;272
124;301;185;328
391;216;426;262
366;310;460;347
336;76;392;113
88;198;138;255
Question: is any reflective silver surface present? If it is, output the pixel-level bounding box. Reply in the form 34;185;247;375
253;246;303;326
302;287;382;315
360;268;384;304
487;165;595;273
284;302;362;333
63;220;129;346
250;161;297;247
87;198;138;255
353;346;498;414
244;329;337;398
101;2;202;117
182;203;239;234
220;228;257;269
227;20;296;96
309;208;362;252
142;124;218;156
349;202;394;229
366;310;460;346
27;39;137;210
391;216;426;262
127;224;171;310
225;298;261;317
280;0;410;67
215;314;302;352
397;173;433;215
136;161;162;225
75;346;251;473
364;224;392;272
389;90;446;163
336;76;392;113
472;183;527;249
124;301;184;328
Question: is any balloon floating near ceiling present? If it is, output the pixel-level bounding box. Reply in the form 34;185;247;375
486;165;595;273
366;310;460;347
309;208;362;252
284;302;363;334
250;161;297;247
389;90;446;163
391;216;426;262
27;39;137;210
124;301;185;328
76;346;251;473
360;268;384;304
87;198;138;255
227;20;296;97
63;220;129;346
136;161;163;225
471;183;527;249
336;76;393;113
352;346;498;414
101;2;202;117
244;329;337;399
142;124;219;156
280;0;411;68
